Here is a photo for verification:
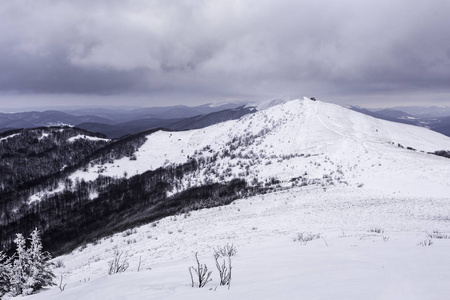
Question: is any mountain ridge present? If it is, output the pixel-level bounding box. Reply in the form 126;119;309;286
67;98;450;197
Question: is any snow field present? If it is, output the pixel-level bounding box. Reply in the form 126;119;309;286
24;186;450;300
25;236;450;300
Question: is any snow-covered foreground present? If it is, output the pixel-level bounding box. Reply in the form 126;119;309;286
24;186;450;300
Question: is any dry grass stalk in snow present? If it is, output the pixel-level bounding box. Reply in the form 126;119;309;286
189;252;212;288
214;253;232;289
213;243;237;258
427;230;449;239
293;232;321;245
108;250;129;275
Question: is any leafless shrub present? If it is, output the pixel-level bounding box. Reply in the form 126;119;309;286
54;258;65;268
293;232;321;245
189;252;212;288
121;228;137;237
427;230;450;239
417;239;434;246
108;250;129;275
381;233;390;243
368;227;384;234
213;243;237;258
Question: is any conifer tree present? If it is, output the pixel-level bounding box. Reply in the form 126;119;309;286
28;228;55;291
9;230;55;296
10;233;32;296
0;251;12;298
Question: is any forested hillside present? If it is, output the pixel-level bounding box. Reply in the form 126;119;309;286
0;126;251;256
0;127;109;194
0;127;155;254
0;158;248;256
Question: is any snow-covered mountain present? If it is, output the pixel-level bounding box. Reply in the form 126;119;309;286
6;98;450;300
68;98;450;197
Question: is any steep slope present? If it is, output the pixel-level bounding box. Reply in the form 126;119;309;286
71;98;450;197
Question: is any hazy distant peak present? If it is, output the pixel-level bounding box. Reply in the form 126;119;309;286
247;98;290;111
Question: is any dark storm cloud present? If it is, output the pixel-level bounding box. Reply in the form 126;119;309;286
0;0;449;106
0;47;145;94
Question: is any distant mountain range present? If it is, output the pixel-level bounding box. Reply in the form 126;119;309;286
347;106;450;137
1;102;450;138
388;106;450;118
76;106;255;138
0;103;253;138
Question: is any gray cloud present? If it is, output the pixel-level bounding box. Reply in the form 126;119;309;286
0;0;449;107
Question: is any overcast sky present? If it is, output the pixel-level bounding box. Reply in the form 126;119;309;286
1;0;449;110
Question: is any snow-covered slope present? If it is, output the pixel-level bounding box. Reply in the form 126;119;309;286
26;186;450;300
68;98;450;197
22;99;450;300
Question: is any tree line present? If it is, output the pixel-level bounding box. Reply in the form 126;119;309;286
1;152;249;256
0;127;156;226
